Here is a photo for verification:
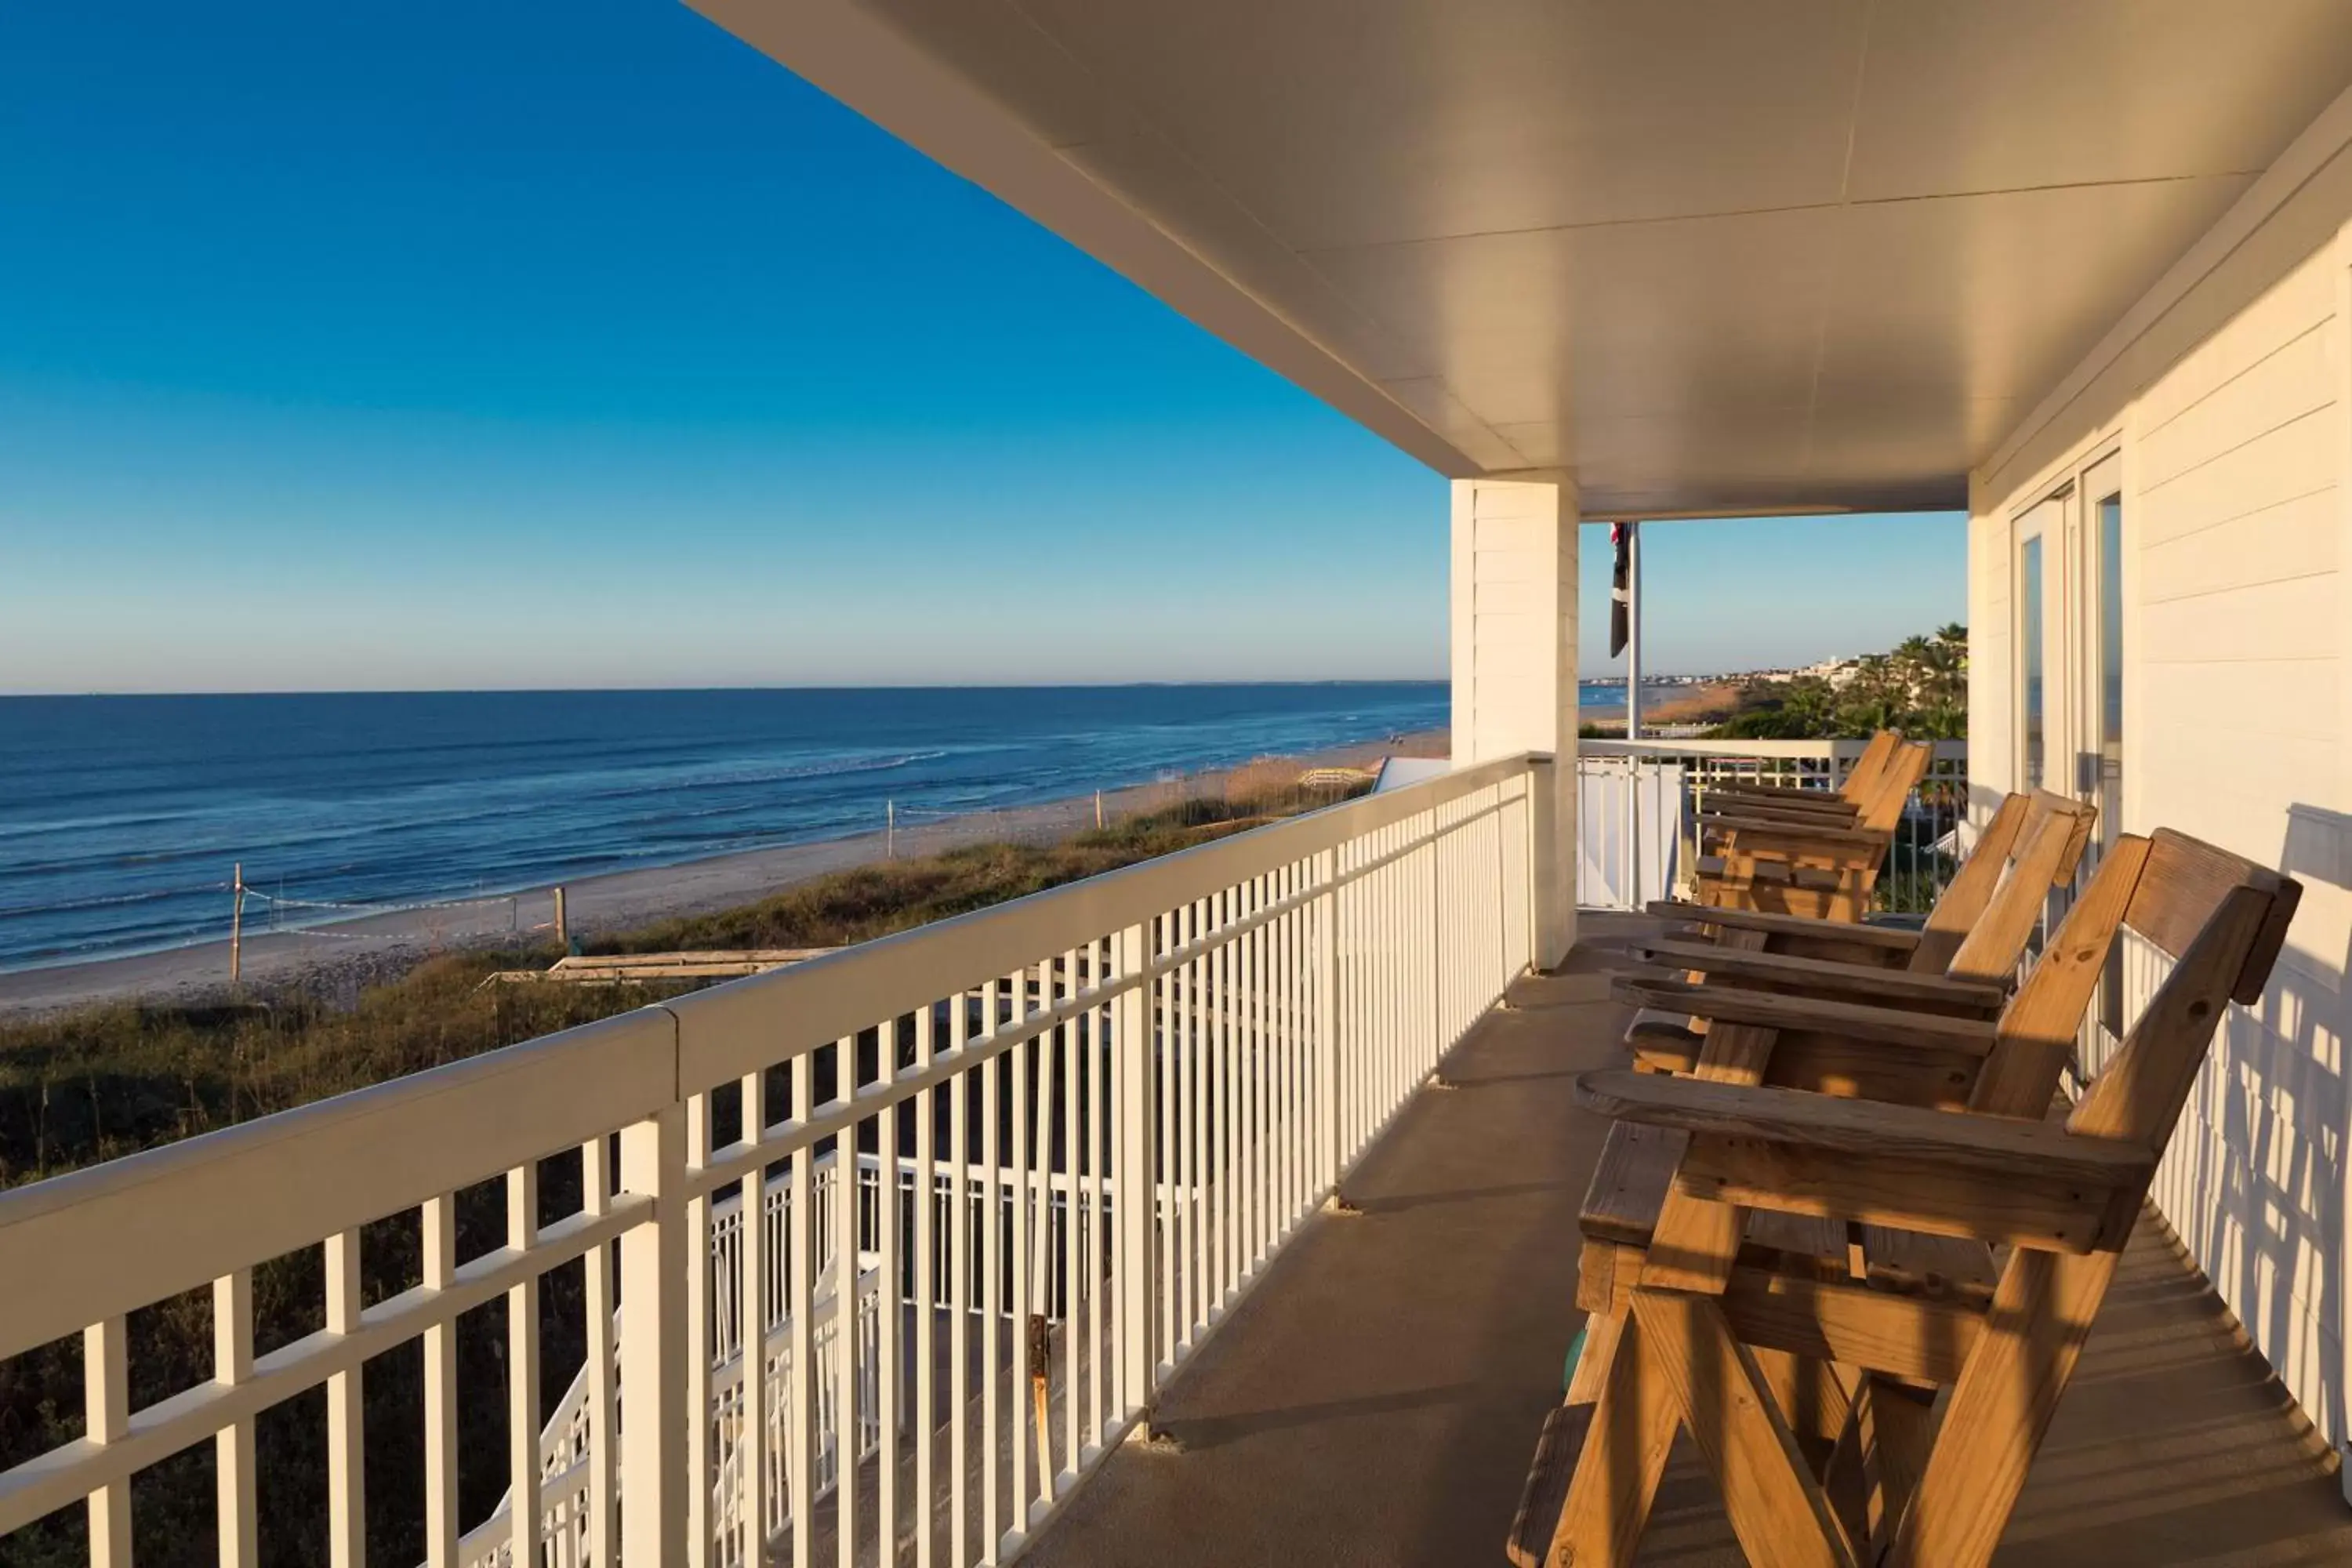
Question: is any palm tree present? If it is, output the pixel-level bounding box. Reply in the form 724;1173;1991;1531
1705;627;1969;741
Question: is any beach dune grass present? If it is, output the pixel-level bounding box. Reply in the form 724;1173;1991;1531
0;960;664;1185
0;767;1366;1567
605;768;1350;955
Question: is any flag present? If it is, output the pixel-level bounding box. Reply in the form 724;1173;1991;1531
1610;523;1631;658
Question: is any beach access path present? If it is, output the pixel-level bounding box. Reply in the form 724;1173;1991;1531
0;734;1444;1017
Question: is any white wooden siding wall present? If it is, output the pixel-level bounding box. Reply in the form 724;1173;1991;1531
1970;132;2352;1478
1450;477;1577;962
2131;241;2350;1472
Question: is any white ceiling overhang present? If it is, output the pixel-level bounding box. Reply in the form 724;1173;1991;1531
688;0;2352;517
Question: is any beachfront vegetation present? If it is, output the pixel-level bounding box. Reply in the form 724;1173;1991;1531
601;764;1348;956
1708;624;1968;740
0;764;1366;1566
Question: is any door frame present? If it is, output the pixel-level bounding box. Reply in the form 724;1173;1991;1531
2010;441;2122;808
2011;491;2063;796
2011;440;2126;1064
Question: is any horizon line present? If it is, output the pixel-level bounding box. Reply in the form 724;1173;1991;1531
0;672;1761;699
0;677;1451;699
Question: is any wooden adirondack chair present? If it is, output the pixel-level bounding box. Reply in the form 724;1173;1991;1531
1699;731;1904;829
1508;829;2300;1568
1693;742;1933;922
1690;743;1907;839
1697;739;1926;854
1624;792;2098;1099
1650;789;2095;976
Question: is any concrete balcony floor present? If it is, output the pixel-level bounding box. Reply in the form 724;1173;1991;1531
1022;916;2352;1567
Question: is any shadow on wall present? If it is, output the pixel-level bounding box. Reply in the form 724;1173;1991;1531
2152;802;2351;1487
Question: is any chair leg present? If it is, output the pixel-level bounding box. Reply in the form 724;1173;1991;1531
1567;1312;1625;1406
1853;1375;1936;1557
1749;1346;1851;1478
1630;1288;1860;1568
1508;1312;1627;1568
1546;1311;1678;1568
1886;1247;2115;1568
1818;1366;1871;1549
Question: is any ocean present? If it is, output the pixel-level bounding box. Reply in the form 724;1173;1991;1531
0;681;1669;973
0;685;1446;972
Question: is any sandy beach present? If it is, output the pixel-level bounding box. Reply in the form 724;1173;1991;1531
0;732;1445;1017
1578;681;1740;728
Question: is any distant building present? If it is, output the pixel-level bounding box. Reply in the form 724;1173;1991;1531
1795;657;1862;688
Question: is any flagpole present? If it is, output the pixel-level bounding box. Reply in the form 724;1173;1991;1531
1625;523;1643;741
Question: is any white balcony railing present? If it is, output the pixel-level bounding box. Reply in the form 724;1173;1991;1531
1577;737;1969;914
0;751;1542;1568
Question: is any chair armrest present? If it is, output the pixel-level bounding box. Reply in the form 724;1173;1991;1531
1612;975;1997;1054
1572;1069;2152;1186
1699;799;1862;829
1700;789;1857;815
1705;780;1843;802
1699;813;1886;849
1644;902;1922;950
1629;938;2005;1011
1573;1070;2154;1254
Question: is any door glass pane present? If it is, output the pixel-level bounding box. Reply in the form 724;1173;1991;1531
2097;492;2126;1043
2020;534;2043;790
2099;494;2122;826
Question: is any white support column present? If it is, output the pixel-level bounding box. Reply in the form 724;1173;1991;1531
1450;477;1579;968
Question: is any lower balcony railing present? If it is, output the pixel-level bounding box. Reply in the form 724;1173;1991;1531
0;751;1544;1568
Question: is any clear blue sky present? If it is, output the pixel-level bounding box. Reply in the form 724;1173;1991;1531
0;0;1962;694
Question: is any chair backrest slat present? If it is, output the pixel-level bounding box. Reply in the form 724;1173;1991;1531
1968;834;2150;1116
1909;793;2030;973
2071;883;2279;1145
1917;790;2097;978
1835;731;1903;806
1853;741;1933;835
2041;787;2100;884
2125;829;2303;1004
2057;828;2302;1147
1939;799;2097;986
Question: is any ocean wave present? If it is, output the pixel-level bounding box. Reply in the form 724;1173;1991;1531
561;749;953;804
0;809;205;842
0;886;189;921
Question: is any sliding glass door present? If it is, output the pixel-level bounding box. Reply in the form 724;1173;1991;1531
2078;453;2124;855
2015;448;2126;1062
